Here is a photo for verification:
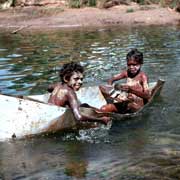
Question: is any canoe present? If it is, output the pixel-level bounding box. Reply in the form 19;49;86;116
0;79;164;141
99;79;165;119
0;86;107;141
27;79;165;122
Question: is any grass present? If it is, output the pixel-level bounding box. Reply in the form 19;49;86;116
126;8;134;13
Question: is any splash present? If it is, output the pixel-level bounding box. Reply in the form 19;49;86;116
76;121;112;143
61;121;112;143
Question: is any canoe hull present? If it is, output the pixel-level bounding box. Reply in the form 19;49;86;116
104;79;165;120
0;80;164;141
0;86;107;141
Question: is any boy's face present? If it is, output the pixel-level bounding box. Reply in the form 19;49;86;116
127;59;141;75
67;71;83;91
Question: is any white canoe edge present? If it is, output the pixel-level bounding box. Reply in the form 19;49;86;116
0;86;106;141
0;94;66;141
77;86;107;108
0;83;157;141
28;86;107;109
28;83;156;106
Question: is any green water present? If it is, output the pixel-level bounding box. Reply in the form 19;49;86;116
0;26;180;179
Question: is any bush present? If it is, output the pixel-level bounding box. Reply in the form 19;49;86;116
88;0;96;6
126;8;134;12
69;0;81;8
68;0;96;8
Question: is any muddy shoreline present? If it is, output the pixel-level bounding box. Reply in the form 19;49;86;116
0;4;179;33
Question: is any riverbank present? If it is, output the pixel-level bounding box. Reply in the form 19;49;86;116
0;4;179;33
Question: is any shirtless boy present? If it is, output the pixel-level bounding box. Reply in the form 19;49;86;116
100;48;150;113
48;62;110;125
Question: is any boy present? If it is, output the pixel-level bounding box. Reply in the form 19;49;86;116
100;48;150;113
48;62;110;125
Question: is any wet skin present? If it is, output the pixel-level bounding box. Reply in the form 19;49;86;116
127;59;141;75
48;72;83;107
66;72;83;91
48;72;110;125
100;59;150;113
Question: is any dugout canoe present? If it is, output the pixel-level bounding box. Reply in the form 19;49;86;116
0;79;164;141
99;79;165;120
0;86;107;141
26;79;165;121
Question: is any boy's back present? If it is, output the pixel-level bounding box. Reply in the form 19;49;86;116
48;83;74;107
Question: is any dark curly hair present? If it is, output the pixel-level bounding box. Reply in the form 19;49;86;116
59;62;84;83
126;48;143;64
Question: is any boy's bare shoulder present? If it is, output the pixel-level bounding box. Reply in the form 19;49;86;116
139;71;148;77
51;84;76;100
119;70;128;77
64;85;76;96
139;71;148;81
47;82;61;92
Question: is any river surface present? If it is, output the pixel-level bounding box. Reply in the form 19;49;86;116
0;26;180;180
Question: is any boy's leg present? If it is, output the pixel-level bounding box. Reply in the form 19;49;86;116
127;102;142;112
100;104;118;113
99;85;113;98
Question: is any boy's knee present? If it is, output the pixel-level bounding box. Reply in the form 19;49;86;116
127;103;141;112
100;104;117;113
100;104;113;112
99;85;106;92
100;105;107;112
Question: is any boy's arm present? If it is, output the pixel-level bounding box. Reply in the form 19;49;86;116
129;86;150;100
107;70;127;85
67;91;110;125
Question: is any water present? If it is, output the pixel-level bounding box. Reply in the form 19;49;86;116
0;25;180;179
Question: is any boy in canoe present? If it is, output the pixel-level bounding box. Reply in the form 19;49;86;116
99;48;150;113
48;62;110;125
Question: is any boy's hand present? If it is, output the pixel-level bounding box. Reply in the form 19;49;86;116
101;116;111;125
119;84;130;93
107;79;113;85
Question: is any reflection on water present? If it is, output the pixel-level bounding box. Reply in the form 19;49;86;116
0;25;180;179
0;26;179;95
65;160;88;178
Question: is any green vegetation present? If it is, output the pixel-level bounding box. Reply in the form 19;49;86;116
133;0;178;7
68;0;180;10
69;0;96;8
126;8;134;13
0;0;179;11
89;0;96;6
69;0;81;8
